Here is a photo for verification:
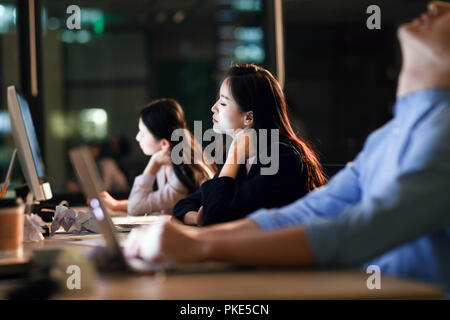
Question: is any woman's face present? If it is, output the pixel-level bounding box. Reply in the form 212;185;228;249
136;118;162;156
211;78;247;134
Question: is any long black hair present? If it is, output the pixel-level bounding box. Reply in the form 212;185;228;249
140;99;216;193
225;64;327;190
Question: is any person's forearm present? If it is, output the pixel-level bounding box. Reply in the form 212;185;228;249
197;218;260;240
219;144;244;179
144;158;161;176
201;226;316;267
115;200;128;211
171;218;260;240
218;162;240;179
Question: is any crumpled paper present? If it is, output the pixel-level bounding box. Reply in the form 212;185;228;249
51;205;100;234
24;214;46;242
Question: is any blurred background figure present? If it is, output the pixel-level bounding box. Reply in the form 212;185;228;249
109;135;132;184
90;141;130;193
64;139;130;194
101;98;216;216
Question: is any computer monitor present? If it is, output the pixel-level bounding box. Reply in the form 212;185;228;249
7;86;52;201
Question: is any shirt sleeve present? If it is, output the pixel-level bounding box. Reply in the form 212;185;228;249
127;173;187;216
249;152;363;231
200;148;305;226
304;107;450;268
172;188;203;221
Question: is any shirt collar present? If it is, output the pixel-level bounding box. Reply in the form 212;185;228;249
394;88;450;122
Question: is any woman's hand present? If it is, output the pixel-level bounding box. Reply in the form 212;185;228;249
100;191;119;211
227;128;257;165
220;129;256;178
197;206;204;226
183;206;204;226
144;145;172;176
152;144;172;166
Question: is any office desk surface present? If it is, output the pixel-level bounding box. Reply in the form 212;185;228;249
37;239;443;300
4;236;444;300
56;269;444;300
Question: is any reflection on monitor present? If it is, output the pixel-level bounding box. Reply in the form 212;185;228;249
7;86;52;201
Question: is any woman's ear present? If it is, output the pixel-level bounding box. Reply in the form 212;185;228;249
160;138;171;149
244;111;254;128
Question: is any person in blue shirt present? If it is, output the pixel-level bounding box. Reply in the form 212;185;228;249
124;1;450;295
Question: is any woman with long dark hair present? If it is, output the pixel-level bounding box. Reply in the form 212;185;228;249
173;64;327;226
101;98;216;215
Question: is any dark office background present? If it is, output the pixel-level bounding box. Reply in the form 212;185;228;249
0;0;435;202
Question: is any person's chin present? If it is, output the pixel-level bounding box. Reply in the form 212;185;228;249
398;25;418;48
212;124;224;134
397;23;410;39
399;18;423;37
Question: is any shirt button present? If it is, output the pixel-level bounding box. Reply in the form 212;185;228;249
393;128;401;135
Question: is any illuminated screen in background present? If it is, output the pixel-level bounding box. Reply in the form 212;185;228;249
215;0;266;81
16;92;46;178
0;111;11;134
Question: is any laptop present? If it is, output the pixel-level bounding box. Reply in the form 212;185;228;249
69;146;236;274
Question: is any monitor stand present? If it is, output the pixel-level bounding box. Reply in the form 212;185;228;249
8;184;54;225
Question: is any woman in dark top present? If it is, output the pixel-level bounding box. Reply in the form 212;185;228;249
173;64;327;226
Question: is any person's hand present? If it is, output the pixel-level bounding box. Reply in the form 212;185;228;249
144;145;172;175
100;191;119;211
197;206;204;226
124;216;171;259
227;128;256;164
152;144;172;166
124;219;208;263
183;206;204;226
124;226;147;258
155;221;207;263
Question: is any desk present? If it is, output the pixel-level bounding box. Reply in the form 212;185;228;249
2;236;446;300
55;269;445;300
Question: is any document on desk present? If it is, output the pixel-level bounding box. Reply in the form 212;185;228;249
70;207;164;226
111;215;163;226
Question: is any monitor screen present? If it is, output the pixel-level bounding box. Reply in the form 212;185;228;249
16;92;45;179
7;86;52;201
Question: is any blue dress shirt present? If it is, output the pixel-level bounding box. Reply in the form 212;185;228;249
249;89;450;295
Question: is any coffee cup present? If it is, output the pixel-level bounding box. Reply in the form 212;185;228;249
0;198;25;259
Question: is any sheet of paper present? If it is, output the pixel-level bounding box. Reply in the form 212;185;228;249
111;215;163;226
